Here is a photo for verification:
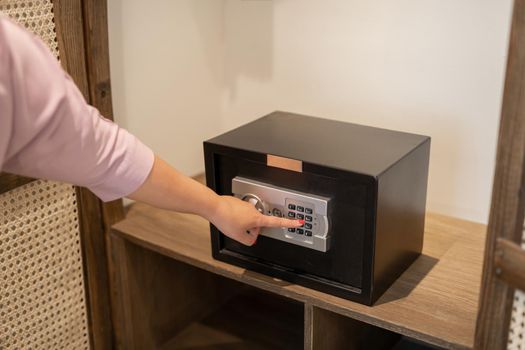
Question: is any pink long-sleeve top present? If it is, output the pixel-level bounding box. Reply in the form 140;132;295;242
0;17;154;202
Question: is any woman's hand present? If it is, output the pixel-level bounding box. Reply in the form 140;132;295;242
209;195;304;246
129;156;302;246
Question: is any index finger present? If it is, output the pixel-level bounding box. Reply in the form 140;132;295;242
258;215;303;228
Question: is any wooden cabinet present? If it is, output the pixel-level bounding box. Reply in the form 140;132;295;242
108;196;485;350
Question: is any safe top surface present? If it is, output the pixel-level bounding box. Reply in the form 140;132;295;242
206;111;429;177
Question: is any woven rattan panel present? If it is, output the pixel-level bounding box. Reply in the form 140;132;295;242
0;0;59;59
0;181;90;349
508;234;525;350
0;2;91;349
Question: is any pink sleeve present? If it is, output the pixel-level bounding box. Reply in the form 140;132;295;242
0;17;154;202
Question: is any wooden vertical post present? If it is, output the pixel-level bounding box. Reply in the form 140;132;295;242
80;0;127;348
475;0;525;348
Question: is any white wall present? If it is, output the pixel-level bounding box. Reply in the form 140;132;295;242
220;0;513;223
108;0;224;176
108;0;513;224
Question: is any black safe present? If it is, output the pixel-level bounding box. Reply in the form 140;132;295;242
203;111;430;305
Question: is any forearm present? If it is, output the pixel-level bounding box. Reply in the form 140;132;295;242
128;156;221;221
128;155;302;246
0;17;299;247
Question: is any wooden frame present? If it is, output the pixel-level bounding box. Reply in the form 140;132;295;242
110;197;487;349
475;0;525;348
0;1;120;348
54;1;124;348
494;239;525;292
0;173;34;195
53;1;108;349
78;0;125;348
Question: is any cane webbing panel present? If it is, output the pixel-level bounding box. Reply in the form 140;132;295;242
0;2;91;350
0;0;59;59
0;181;90;349
508;233;525;350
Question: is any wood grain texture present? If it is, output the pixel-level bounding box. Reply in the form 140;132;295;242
79;3;126;346
106;234;133;350
112;201;487;350
53;0;90;98
54;0;120;348
53;1;113;349
311;307;400;350
75;187;114;350
109;234;299;349
0;173;35;194
474;0;525;349
159;288;304;350
304;304;313;350
83;0;126;348
494;238;525;292
81;0;115;120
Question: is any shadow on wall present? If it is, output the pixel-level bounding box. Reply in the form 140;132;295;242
221;0;274;101
107;0;128;127
188;0;225;88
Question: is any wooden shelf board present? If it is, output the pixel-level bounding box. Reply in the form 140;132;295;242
112;202;486;350
159;289;304;350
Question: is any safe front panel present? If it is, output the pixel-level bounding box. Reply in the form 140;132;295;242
207;150;376;294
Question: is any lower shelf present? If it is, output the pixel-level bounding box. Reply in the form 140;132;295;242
111;237;305;349
111;200;487;349
161;289;304;350
111;236;447;350
392;337;444;350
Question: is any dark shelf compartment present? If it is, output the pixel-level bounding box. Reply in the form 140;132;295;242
110;237;304;350
161;289;304;350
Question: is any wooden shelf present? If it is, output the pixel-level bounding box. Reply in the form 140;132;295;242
160;289;304;350
112;202;486;349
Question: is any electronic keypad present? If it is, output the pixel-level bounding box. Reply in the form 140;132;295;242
232;176;331;252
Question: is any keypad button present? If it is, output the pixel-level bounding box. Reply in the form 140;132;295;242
305;215;312;222
296;213;304;220
288;228;296;233
288;204;296;210
297;206;304;212
297;228;304;235
305;230;312;236
305;208;313;214
305;223;312;229
287;212;296;218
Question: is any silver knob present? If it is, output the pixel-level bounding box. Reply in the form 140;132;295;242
242;194;266;214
